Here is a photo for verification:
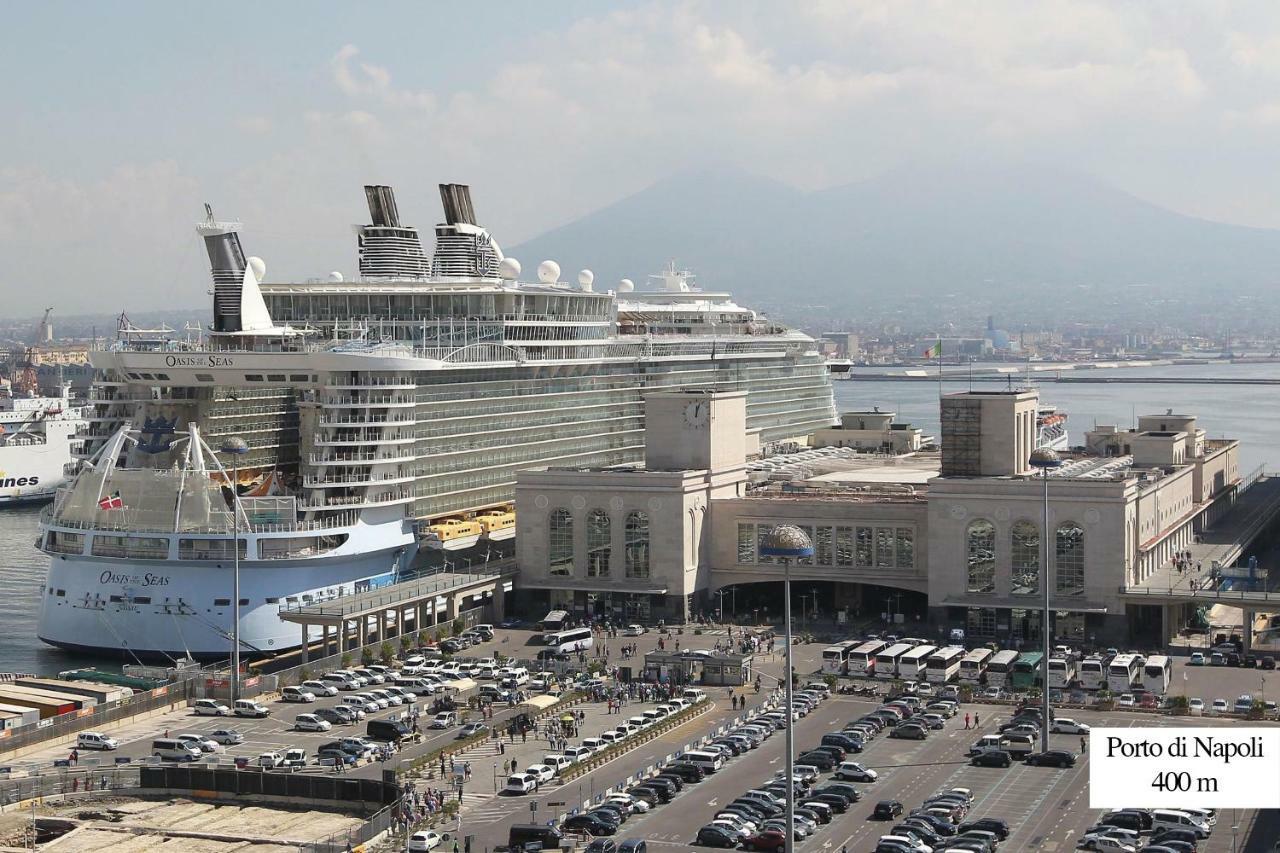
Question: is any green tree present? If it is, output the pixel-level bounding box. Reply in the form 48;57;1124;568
361;647;374;665
399;634;413;654
418;629;430;646
380;641;395;664
451;617;465;636
435;627;446;643
341;652;352;668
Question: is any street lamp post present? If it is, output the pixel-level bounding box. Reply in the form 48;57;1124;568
221;436;249;703
1029;447;1061;754
761;525;814;853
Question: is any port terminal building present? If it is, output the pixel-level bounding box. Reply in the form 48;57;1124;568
515;387;1246;647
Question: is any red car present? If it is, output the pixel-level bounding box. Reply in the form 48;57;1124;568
743;829;788;852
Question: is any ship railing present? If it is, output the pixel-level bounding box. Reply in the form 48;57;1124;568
303;471;416;487
301;492;411;509
308;449;417;464
39;509;361;536
316;414;416;426
319;394;415;407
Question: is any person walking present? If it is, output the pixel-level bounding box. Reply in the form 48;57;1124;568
1081;736;1087;753
964;713;970;730
974;712;980;728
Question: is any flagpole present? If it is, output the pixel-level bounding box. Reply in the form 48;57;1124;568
937;339;943;402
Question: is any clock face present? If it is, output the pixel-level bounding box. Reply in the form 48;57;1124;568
683;401;709;428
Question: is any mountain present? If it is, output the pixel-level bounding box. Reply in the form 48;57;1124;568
509;163;1280;321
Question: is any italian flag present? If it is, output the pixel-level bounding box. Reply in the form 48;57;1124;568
922;340;942;358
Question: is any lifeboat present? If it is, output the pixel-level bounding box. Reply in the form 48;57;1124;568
477;508;515;542
421;517;483;551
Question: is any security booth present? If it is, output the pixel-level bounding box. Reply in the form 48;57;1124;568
700;653;754;687
643;652;701;685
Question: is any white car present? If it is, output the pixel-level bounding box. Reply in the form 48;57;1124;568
176;733;221;753
1050;718;1091;734
1211;698;1230;715
430;712;457;729
295;714;332;732
607;793;649;813
407;830;442;851
623;624;647;636
504;773;539;794
525;763;556;783
1188;697;1204;715
1117;693;1136;708
301;680;339;698
193;699;231;716
359;692;390;710
208;728;244;745
257;751;285;768
282;686;316;703
563;745;593;763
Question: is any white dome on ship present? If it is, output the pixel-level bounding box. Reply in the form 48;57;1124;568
247;256;266;282
618;278;634;292
578;269;594;291
537;260;561;284
328;271;344;282
499;257;522;280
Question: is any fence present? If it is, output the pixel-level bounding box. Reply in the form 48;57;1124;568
0;684;187;758
0;765;140;809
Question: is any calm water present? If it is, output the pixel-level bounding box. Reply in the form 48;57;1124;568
4;361;1280;675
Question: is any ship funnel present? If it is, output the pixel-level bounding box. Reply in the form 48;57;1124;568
432;183;504;278
197;204;249;332
357;185;428;279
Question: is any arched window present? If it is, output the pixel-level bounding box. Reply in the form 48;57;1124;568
1056;522;1085;596
966;519;996;593
625;511;650;579
548;509;573;577
586;509;611;577
1010;520;1039;595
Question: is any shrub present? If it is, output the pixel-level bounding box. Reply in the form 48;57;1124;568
361;647;375;665
400;635;413;652
380;641;395;664
418;630;431;646
341;653;352;668
299;666;311;683
452;617;465;636
435;628;447;643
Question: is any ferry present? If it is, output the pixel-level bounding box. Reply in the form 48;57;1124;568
0;385;85;506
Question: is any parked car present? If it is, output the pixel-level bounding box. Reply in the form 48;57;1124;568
257;751;285;768
208;728;244;745
1050;718;1090;734
407;830;442;851
430;712;457;729
873;800;905;820
295;713;331;732
970;749;1012;768
282;686;316;703
1025;750;1077;768
193;699;231;716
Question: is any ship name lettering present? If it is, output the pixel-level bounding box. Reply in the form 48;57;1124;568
164;355;234;368
99;570;170;587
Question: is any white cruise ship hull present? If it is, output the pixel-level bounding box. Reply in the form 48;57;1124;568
0;440;68;505
37;521;414;659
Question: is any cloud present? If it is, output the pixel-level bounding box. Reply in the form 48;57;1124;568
330;43;435;110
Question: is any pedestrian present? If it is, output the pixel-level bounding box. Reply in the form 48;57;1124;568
974;713;980;728
1081;736;1087;753
964;713;970;729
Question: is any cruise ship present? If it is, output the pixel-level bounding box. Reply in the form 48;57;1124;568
0;385;85;505
36;183;836;658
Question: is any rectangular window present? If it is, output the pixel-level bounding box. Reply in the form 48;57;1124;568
108;595;123;603
179;539;247;560
265;597;280;604
245;374;264;382
214;598;231;607
289;374;309;382
133;596;151;604
816;527;833;566
267;374;287;382
966;607;997;638
895;528;914;569
195;373;214;382
835;527;853;566
855;527;873;567
757;526;774;564
875;528;894;568
737;524;755;564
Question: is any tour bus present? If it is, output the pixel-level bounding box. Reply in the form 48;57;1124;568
959;648;994;685
1011;652;1044;690
540;610;569;633
1108;653;1142;692
1046;655;1077;689
543;626;594;655
1143;655;1173;695
822;640;860;675
898;644;936;681
848;640;888;677
986;650;1021;689
1079;654;1109;690
925;646;966;684
875;643;914;680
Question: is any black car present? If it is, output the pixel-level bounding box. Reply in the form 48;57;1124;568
907;813;957;836
585;841;618;853
822;732;863;752
1025;750;1076;768
654;773;684;791
695;825;739;848
959;818;1009;840
809;744;845;762
1263;655;1276;670
970;749;1012;768
1151;827;1202;847
663;762;705;782
564;814;616;836
709;739;744;756
1156;841;1197;853
730;799;780;818
626;786;659;806
873;800;904;820
632;782;672;803
809;793;851;813
816;781;862;802
797;750;836;770
895;822;943;846
796;806;829;826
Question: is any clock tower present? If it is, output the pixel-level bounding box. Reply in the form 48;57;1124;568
644;390;747;472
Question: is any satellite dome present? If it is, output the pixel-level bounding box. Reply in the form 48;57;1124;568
577;269;594;291
247;256;266;282
498;257;522;280
618;278;635;292
537;260;561;284
328;271;344;282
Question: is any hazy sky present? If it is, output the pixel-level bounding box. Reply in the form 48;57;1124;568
4;1;1280;315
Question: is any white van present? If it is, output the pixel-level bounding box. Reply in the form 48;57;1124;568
192;699;231;716
152;738;203;761
498;666;530;685
682;688;707;704
1000;733;1034;757
1151;809;1211;838
543;754;574;773
675;749;724;773
234;699;271;718
323;672;360;691
77;731;118;751
581;737;608;754
282;686;315;703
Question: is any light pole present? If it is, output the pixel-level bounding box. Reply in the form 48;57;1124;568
221;436;249;702
761;525;814;853
1029;447;1061;754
